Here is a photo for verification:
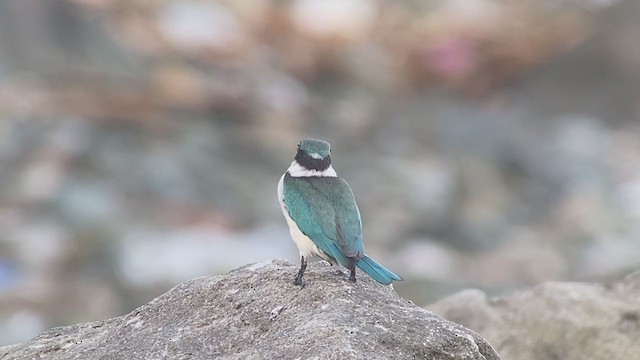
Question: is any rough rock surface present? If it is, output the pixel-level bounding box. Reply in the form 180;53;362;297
0;258;499;360
428;270;640;360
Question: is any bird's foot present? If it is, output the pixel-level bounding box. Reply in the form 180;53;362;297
334;270;346;276
293;276;306;288
348;269;357;282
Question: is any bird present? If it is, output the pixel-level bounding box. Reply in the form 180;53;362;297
277;138;402;286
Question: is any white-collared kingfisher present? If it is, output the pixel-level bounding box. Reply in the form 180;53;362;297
278;138;403;286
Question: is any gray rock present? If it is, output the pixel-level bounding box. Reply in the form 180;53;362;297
428;271;640;360
0;259;499;360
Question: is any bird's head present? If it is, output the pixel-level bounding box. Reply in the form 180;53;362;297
295;138;332;171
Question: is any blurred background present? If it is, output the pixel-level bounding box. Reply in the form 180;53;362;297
1;0;640;346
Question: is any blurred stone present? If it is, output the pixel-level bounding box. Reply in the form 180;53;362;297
394;157;456;223
461;229;567;286
428;270;640;360
289;0;377;42
584;0;623;8
116;225;295;286
8;222;68;272
0;259;20;291
578;236;640;278
521;0;640;122
607;129;640;182
409;0;590;92
18;160;65;202
393;240;456;281
0;0;137;78
422;36;478;81
57;181;121;230
256;71;309;114
157;1;246;53
0;310;46;348
152;65;208;107
617;175;640;218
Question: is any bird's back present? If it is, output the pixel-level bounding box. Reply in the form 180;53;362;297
283;175;364;260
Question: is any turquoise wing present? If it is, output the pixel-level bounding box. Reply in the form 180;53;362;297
283;175;364;266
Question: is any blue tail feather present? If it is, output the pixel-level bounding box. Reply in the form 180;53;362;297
356;255;402;285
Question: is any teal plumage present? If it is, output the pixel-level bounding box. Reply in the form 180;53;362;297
283;175;364;265
279;138;402;286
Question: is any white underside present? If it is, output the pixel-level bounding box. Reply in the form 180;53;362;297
278;172;331;262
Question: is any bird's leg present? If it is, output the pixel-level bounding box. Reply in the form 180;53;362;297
348;266;357;282
294;255;307;287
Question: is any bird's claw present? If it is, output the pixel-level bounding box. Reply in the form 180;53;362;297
293;277;306;288
348;269;357;282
